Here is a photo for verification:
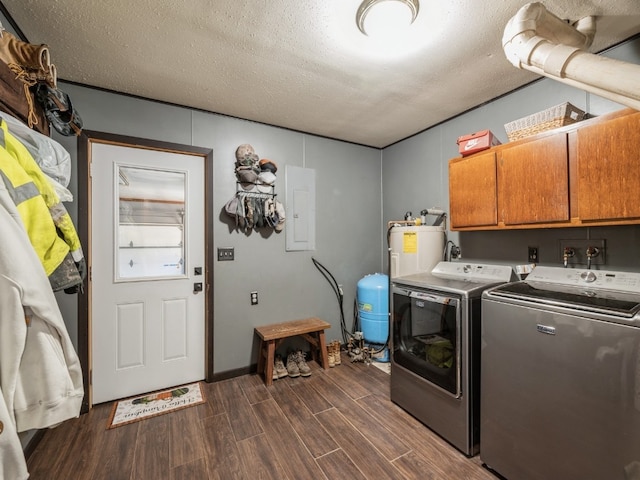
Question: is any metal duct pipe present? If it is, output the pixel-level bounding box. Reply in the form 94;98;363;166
503;2;640;110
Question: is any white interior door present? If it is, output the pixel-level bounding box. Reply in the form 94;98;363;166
90;142;205;404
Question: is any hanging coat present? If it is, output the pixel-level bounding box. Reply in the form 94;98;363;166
0;118;85;291
0;384;28;480
0;179;83;436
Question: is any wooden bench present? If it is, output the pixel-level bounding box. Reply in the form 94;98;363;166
255;317;331;386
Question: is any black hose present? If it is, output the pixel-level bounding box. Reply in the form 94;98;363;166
352;298;360;333
312;257;353;344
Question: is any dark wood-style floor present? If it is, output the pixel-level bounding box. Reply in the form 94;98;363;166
27;354;498;479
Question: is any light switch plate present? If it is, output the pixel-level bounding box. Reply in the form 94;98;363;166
217;247;234;261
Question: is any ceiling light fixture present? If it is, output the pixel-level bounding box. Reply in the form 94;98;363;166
356;0;420;36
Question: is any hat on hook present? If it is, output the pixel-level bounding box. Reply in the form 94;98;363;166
236;165;258;190
235;143;254;160
259;158;277;174
224;196;238;217
274;200;286;232
236;152;258;168
256;170;276;193
264;198;277;227
224;195;245;228
235;144;259;167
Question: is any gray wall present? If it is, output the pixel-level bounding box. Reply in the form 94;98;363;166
49;85;382;375
382;36;640;271
5;0;640;378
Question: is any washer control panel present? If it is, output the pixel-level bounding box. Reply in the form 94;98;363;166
527;266;640;293
431;262;516;283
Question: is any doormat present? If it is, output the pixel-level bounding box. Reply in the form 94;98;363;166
107;382;205;429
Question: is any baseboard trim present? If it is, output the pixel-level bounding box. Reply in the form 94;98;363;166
209;364;257;382
23;429;46;461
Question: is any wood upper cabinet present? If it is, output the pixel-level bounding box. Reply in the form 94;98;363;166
448;108;640;231
498;134;569;225
449;151;497;228
576;111;640;222
449;135;568;229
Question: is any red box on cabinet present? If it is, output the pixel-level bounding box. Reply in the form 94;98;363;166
456;130;501;156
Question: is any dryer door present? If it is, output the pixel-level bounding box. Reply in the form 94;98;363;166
392;287;461;397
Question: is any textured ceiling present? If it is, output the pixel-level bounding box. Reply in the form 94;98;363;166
3;0;640;148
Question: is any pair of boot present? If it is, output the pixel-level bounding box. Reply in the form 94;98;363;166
272;354;289;381
327;340;342;367
0;29;57;130
273;350;311;379
0;30;56;86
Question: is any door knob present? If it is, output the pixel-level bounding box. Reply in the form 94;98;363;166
193;282;203;293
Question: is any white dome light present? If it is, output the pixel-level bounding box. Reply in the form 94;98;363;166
356;0;420;37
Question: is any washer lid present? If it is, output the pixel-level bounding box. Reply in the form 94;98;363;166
487;266;640;318
489;281;640;317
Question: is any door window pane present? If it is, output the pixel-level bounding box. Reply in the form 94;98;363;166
116;165;186;280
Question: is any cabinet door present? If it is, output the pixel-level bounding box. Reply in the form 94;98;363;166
577;112;640;221
449;151;497;228
498;134;569;225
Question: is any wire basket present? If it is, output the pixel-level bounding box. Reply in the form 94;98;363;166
504;102;586;142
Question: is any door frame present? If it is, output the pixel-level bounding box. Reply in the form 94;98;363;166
77;130;214;412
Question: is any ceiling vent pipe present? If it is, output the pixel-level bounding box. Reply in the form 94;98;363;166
503;2;640;110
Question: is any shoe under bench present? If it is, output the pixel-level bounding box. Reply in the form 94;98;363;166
254;317;331;386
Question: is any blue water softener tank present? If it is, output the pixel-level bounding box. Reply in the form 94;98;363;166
357;273;389;349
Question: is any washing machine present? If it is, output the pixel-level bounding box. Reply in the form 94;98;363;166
481;266;640;480
390;261;518;456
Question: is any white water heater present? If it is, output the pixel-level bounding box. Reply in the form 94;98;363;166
389;225;445;278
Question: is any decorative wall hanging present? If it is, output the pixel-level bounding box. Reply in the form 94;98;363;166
224;144;285;233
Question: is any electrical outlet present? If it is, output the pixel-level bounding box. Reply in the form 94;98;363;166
250;291;258;305
528;246;539;264
217;247;234;261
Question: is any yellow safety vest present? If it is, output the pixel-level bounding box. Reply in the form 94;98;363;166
0;119;83;278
